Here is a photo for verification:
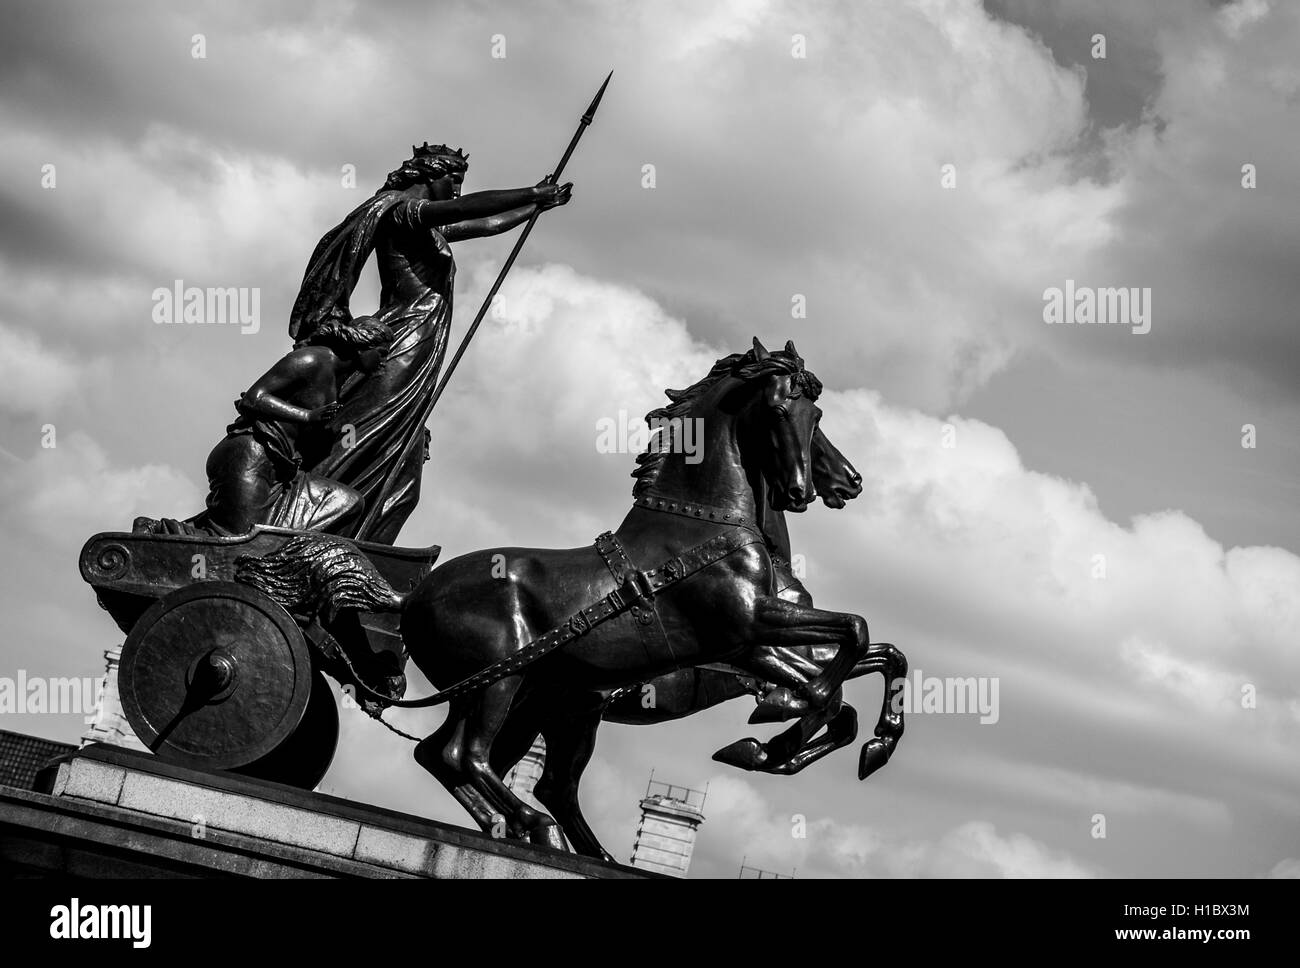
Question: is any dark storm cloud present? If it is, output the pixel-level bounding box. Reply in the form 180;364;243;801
983;0;1165;130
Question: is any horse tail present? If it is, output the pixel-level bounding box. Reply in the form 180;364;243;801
235;535;403;620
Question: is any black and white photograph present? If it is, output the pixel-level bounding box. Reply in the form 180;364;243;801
0;0;1292;948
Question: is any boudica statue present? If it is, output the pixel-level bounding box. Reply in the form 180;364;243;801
78;74;908;859
136;143;572;542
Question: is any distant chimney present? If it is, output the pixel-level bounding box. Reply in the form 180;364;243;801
630;774;707;878
503;736;547;811
81;645;147;753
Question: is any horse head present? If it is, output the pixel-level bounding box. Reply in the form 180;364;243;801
631;337;823;520
812;426;863;509
746;338;823;513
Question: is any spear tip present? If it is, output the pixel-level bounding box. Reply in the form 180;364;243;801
582;70;614;124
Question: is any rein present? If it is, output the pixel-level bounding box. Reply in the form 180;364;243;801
340;522;763;713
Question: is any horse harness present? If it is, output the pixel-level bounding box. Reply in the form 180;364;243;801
358;494;764;709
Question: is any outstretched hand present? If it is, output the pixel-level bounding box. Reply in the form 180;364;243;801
534;179;573;211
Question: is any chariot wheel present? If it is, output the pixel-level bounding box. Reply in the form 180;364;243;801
118;580;338;788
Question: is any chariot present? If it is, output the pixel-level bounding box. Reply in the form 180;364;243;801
79;527;439;789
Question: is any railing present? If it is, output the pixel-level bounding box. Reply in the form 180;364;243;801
739;858;796;879
644;771;707;809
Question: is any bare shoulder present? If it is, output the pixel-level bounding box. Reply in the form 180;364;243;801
277;344;338;374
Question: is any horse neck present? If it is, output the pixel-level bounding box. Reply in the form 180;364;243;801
640;388;761;523
758;497;791;558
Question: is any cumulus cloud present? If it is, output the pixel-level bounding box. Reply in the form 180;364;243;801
0;430;199;544
307;262;1297;876
698;774;1093;877
0;322;84;413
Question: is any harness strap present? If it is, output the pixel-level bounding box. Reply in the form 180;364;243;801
633;490;759;531
372;525;763;708
594;531;674;667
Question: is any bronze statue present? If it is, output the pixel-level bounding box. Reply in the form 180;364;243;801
80;76;911;863
140;144;571;543
236;340;908;858
199;317;395;535
500;425;888;861
135;317;394;537
287;144;572;544
94;77;611;789
603;426;871;742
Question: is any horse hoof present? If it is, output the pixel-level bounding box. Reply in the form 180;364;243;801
529;823;569;852
858;739;891;780
712;737;767;770
749;688;801;724
763;759;801;776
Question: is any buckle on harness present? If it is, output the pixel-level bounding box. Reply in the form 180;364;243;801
619;570;656;612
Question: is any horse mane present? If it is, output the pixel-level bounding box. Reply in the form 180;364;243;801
631;347;821;497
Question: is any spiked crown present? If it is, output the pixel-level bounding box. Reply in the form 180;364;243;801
411;142;468;164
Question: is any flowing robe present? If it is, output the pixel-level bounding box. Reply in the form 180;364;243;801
288;192;455;545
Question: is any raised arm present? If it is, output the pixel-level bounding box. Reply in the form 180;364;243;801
420;181;572;240
409;186;544;228
440;205;537;242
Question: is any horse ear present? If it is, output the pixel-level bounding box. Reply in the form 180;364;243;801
752;337;770;361
785;340;799;357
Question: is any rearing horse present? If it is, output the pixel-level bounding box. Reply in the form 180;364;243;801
243;339;906;854
492;398;906;860
601;425;883;756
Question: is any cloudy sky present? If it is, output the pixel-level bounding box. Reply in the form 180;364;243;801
1;0;1296;878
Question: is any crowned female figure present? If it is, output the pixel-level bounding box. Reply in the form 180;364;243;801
288;143;571;544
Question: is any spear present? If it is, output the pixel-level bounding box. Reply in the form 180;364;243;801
427;71;612;411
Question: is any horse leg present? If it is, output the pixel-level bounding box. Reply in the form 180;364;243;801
857;641;907;780
742;645;821;694
764;703;859;775
459;675;567;850
734;600;870;723
413;702;502;834
742;640;906;780
714;687;841;771
736;638;906;780
487;695;549;817
533;699;615;863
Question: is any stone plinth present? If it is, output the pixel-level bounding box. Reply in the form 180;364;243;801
0;743;652;879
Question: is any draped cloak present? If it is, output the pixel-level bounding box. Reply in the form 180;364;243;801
286;190;455;545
